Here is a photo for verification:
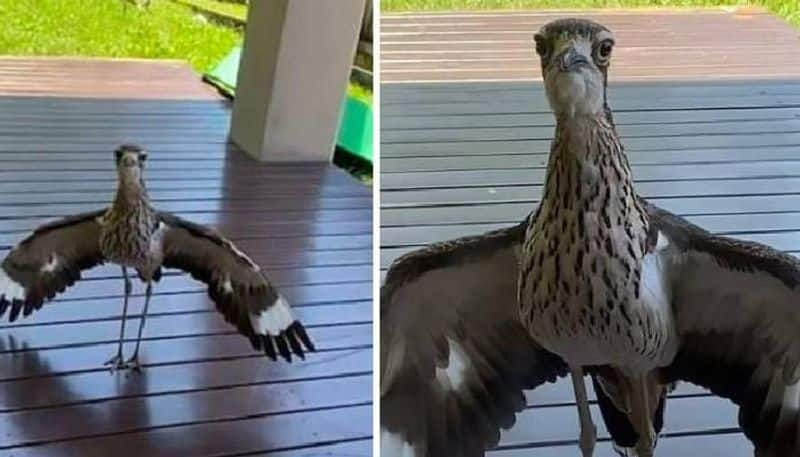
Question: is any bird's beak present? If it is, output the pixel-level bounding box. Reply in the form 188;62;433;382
558;46;589;72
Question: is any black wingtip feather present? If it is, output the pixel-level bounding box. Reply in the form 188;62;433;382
274;336;292;362
9;300;24;322
263;337;277;361
284;331;305;360
289;321;315;352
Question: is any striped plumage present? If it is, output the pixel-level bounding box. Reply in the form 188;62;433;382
381;18;800;457
0;144;314;372
519;114;673;372
99;165;161;276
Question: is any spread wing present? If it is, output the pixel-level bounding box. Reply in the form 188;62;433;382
647;200;800;456
158;213;314;362
380;220;568;457
0;210;106;321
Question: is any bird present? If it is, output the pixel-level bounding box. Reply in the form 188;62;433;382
0;144;315;372
381;17;800;457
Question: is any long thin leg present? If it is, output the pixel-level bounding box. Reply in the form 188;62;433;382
629;374;656;457
105;267;131;370
570;365;597;457
125;280;151;372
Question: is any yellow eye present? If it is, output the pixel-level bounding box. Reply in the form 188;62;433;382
596;40;613;62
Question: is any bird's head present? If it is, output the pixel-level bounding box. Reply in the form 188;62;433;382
534;18;615;119
114;144;147;185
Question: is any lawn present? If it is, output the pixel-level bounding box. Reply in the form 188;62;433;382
0;0;241;73
179;0;246;21
382;0;800;27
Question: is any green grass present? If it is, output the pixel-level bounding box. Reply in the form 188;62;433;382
0;0;242;72
382;0;799;27
182;0;246;20
348;83;373;105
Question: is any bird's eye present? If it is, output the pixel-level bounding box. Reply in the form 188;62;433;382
595;40;614;63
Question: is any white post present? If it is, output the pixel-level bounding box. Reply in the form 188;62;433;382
230;0;366;162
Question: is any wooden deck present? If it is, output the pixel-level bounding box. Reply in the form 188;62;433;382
380;9;800;456
381;8;800;82
0;60;372;456
0;57;220;99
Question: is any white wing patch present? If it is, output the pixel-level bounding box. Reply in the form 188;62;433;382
0;267;26;302
41;255;59;273
435;338;471;392
655;230;670;251
249;295;295;335
381;428;417;457
221;276;233;294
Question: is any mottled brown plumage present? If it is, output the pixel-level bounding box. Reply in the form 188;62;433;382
0;144;314;372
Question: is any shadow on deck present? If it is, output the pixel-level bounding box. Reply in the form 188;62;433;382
0;58;372;456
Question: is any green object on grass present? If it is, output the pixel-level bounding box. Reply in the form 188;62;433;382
337;96;374;162
204;45;373;163
203;46;241;97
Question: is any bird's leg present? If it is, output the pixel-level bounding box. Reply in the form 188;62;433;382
570;365;597;457
105;267;132;371
125;280;152;372
628;374;656;457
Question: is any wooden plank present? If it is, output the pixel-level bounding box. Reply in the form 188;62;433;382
0;175;366;194
380;177;800;207
381;134;800;157
381;162;800;189
383;80;800;101
381;148;800;173
0;191;371;208
0;327;369;382
383;204;800;234
382;107;800;130
381;118;800;143
0;58;219;100
0;404;372;457
381;9;798;82
0;374;371;449
0;338;370;412
488;433;751;456
381;95;800;116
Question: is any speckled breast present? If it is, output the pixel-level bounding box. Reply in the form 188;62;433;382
99;212;162;272
518;209;677;371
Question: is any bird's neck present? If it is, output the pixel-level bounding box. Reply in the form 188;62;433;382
112;176;150;213
535;113;649;244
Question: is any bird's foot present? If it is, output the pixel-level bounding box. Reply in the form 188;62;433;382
104;352;143;373
579;422;597;457
124;354;143;373
104;352;126;372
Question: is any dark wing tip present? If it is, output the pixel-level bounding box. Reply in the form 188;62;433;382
262;336;278;361
258;322;314;363
274;335;292;362
288;321;315;352
8;299;25;322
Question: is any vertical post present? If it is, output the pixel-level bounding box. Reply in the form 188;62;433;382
230;0;366;162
